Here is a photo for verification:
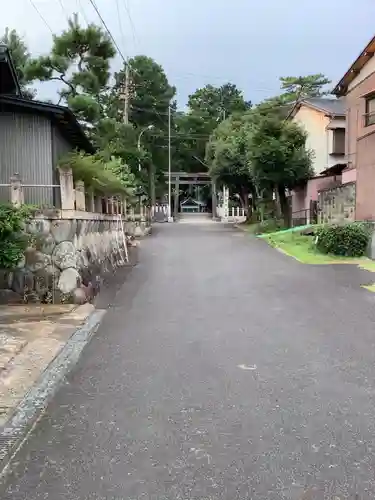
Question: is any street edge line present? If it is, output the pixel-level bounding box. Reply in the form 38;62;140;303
0;308;106;477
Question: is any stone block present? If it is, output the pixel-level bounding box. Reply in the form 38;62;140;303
40;234;56;255
34;265;61;295
58;268;81;294
25;249;51;272
52;241;77;270
27;218;51;236
51;219;77;243
12;269;35;295
0;270;14;289
0;289;23;304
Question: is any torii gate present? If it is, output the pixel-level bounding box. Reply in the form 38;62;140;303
164;172;218;220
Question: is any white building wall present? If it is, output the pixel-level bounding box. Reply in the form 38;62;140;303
293;105;330;175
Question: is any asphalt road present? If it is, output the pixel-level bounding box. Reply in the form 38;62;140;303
2;223;375;499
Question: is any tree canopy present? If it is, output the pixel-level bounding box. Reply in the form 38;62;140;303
2;19;328;221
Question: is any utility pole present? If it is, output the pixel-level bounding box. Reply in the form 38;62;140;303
168;104;173;222
123;64;130;124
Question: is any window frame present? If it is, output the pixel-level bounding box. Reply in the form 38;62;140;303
365;94;375;126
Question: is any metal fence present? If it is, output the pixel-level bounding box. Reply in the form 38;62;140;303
291;204;318;227
22;184;61;209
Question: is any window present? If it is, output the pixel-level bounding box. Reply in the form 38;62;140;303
331;128;345;155
365;95;375;126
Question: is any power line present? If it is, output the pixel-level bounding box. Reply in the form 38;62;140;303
116;0;127;55
87;0;127;63
57;0;68;18
28;0;54;34
77;0;90;25
122;0;138;48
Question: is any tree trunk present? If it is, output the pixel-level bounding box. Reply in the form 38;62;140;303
277;185;291;228
240;188;249;211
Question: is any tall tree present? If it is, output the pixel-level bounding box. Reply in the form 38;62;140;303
1;28;35;98
109;56;176;204
206;113;255;211
249;116;313;225
188;83;251;121
171;83;251;175
26;14;115;124
255;74;332;119
279;74;331;102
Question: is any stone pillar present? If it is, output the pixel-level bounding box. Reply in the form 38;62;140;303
174;176;179;219
10;173;24;207
211;178;217;220
89;190;95;213
75;180;86;211
59;167;75;211
94;195;102;213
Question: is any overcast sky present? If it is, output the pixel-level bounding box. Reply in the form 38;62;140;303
2;0;375;106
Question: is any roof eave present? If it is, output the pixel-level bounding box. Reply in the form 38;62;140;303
291;100;345;119
333;35;375;96
0;95;94;153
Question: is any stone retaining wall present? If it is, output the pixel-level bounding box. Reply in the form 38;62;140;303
0;212;149;304
318;182;356;224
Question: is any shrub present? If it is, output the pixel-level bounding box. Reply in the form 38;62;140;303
58;151;136;196
256;218;285;234
316;222;370;257
0;204;32;269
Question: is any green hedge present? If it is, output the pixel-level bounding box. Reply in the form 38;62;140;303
316;223;370;257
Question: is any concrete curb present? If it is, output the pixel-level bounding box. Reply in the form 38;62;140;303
0;307;106;476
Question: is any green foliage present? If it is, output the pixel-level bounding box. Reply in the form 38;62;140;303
254;74;332;118
255;218;286;234
316;223;370;257
206;112;255;208
188;83;251;120
109;56;177;203
279;74;332;101
250;117;313;190
26;14;115;123
59;152;135;196
1;28;35;98
249;116;313;225
0;204;32;269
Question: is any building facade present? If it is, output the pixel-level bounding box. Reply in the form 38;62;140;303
334;35;375;220
0;44;93;207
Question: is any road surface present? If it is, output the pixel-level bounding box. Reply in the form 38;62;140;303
2;223;375;499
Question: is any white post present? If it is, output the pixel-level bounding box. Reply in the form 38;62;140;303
58;167;75;212
74;180;86;211
223;185;229;221
10;173;24;207
231;207;235;218
236;206;239;217
168;104;173;222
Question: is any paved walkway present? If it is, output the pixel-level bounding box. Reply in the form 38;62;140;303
0;304;94;426
2;224;375;499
